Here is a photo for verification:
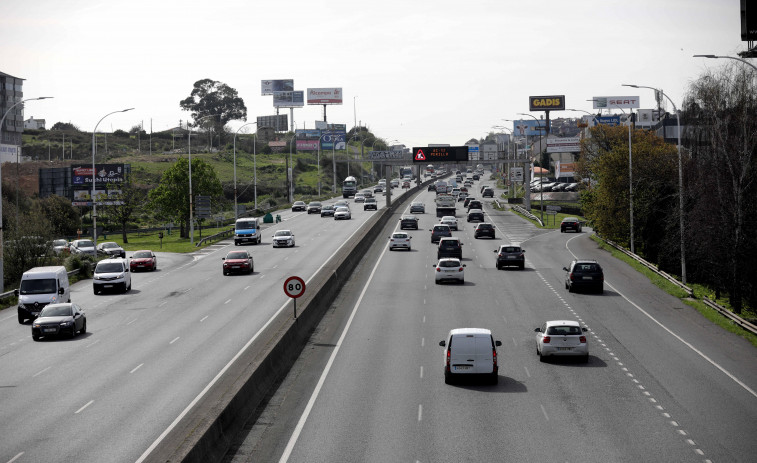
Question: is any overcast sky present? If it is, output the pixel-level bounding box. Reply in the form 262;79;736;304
3;0;745;148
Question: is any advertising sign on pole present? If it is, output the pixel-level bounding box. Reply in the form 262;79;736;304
592;96;641;109
529;95;565;111
273;90;304;108
320;131;346;150
307;88;343;105
546;137;581;153
72;164;126;186
510;167;524;182
512;119;547;137
261;79;294;95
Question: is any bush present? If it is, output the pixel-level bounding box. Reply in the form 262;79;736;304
65;254;94;279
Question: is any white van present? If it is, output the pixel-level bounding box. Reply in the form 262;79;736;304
93;258;131;294
16;266;70;324
439;328;502;385
234;218;261;245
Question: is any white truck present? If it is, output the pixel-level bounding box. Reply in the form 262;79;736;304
435;194;456;218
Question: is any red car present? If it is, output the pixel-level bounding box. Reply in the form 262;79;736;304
222;250;254;275
130;250;157;271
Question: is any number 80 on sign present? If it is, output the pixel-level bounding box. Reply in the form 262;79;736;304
283;276;306;298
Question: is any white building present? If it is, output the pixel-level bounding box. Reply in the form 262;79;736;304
24;117;46;130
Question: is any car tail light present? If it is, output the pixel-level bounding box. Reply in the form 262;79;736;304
436;267;441;272
492;348;498;367
543;336;551;343
579;336;586;343
459;267;464;272
446;348;451;371
569;273;575;281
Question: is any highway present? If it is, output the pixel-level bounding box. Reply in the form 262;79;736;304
0;187;412;463
225;182;757;462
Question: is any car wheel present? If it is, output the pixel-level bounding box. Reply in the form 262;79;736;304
539;352;547;362
70;327;77;339
519;264;524;270
94;287;99;295
490;373;498;385
496;264;501;270
434;280;439;285
568;284;573;293
32;334;40;341
582;354;589;363
223;270;227;276
81;320;87;334
18;312;25;324
444;371;452;385
597;287;604;294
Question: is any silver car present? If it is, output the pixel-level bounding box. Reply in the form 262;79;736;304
70;239;97;258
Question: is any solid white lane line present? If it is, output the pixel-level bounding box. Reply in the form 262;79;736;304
130;363;144;374
85;340;100;348
127;318;138;326
6;452;24;463
540;404;549;421
421;338;425;347
244;286;250;291
524;366;531;378
75;400;94;414
159;301;168;307
224;299;232;305
33;366;51;377
417;404;423;422
512;337;517;347
200;316;209;322
169;337;180;345
420;366;424;379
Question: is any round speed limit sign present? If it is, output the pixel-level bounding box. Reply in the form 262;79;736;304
283;276;306;299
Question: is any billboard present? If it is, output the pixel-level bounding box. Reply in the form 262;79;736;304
273;90;304;108
596;115;621;126
257;115;288;131
555;161;577;179
512;119;547;137
546;137;581;153
261;79;294;95
307;88;343;105
72;164;125;186
529;95;565;111
592;96;640;109
296;140;319;151
321;130;346;150
72;189;124;206
412;146;469;163
295;129;321;140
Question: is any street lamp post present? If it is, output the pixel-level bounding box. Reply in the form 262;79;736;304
233;122;257;222
623;83;686;284
188;114;218;245
693;54;757;71
518;112;547;222
289;136;295;203
0;96;53;292
92;107;133;251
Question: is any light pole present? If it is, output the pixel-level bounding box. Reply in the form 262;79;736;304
188;114;218;245
92;107;133;250
289;136;295;203
233;122;257;222
518;112;547;222
623;83;686;284
693;54;757;71
0;96;53;292
346;133;360;180
317;133;329;197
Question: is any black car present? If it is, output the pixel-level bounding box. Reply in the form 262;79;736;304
320;205;335;217
364;198;378;210
474;223;496;239
463;197;476;208
482;188;494;198
560;217;582;233
467;200;483;211
472;174;480;180
430;224;452;243
31;303;86;340
400;215;419;230
494;245;525;270
467;209;484;222
437;237;463;259
564;259;604;293
307;202;322;214
428;184;436;192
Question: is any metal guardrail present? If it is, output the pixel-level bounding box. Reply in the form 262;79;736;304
195;227;235;247
512;205;544;227
600;236;757;336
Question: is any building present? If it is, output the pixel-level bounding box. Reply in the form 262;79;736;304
24;116;46;130
0;71;24;164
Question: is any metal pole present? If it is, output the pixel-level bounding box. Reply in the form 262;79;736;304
289;137;295;203
254;128;258;211
188;114;217;245
332;140;336;194
317;139;321;196
693;54;757;71
234;122;257;222
628;112;634;254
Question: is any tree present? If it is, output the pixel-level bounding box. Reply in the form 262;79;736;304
51;122;79;131
102;175;148;243
39;195;79;237
682;63;757;313
179;79;247;145
148;158;223;238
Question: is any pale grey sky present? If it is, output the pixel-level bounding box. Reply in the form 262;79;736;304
3;0;745;148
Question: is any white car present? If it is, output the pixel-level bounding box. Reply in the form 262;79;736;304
535;320;589;363
272;230;295;248
93;258;131;294
334;200;350;210
388;232;412;251
439;216;458;230
354;193;366;203
433;258;465;284
439;328;502;385
334;207;352;220
70;239;97;258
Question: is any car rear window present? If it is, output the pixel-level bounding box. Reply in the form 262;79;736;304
501;247;521;253
576;264;600;272
478;224;493;229
433;226;450;231
439;260;460;267
547;326;582;336
440;241;459;248
227;252;248;259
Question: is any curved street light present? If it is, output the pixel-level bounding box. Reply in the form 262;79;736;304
93;107;133;250
0;96;53;292
188;114;219;245
623;83;686;284
693;54;757;71
518;112;548;222
233;122;257;221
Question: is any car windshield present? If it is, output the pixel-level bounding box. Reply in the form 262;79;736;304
501;247;521;253
39;305;72;317
478;224;493;229
227;252;249;259
439;260;460;268
309;202;321;207
76;240;94;248
53;239;67;246
133;251;152;258
96;262;124;273
322;205;334;210
576;263;600;272
392;233;408;238
237;221;257;230
19;278;57;295
546;325;582;336
563;217;578;222
336;207;348;212
275;231;292;237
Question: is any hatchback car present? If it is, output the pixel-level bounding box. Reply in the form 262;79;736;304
334;200;350;210
374;184;384;193
410;202;425;213
222;250;254;275
93;258;131;294
563;259;604;293
433;258;466;284
70;239;97;258
428;184;436;192
130;250;157;271
535;320;589;362
472;174;480;180
97;241;125;258
361;189;373;198
430;224;452;243
364;198;378;210
272;230;295;247
474;223;496;239
439;216;458;230
334;207;352;220
388;232;412;251
467;209;484;222
400;215;419;230
437;237;463;259
52;239;69;255
354;193;366;203
494;245;525;269
292;201;307;211
320;205;336;217
31;303;86;341
467;200;483;211
463;197;476;208
440;328;501;384
560;217;582;233
482;188;495;198
307;202;322;214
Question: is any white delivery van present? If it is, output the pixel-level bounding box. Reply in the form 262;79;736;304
16;266;70;324
234;218;261;245
439;328;502;385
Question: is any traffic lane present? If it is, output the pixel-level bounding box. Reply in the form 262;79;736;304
0;204;385;463
278;203;700;462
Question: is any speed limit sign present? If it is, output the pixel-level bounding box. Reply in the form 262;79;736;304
283;276;306;299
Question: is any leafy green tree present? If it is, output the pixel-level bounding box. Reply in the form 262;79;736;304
51;122;79;131
179;79;247;145
102;175;148;243
148;158;222;238
39;195;79;237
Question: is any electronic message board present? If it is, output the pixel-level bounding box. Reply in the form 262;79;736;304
412;146;469;163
